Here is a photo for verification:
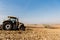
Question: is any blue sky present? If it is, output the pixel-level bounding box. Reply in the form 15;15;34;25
0;0;60;24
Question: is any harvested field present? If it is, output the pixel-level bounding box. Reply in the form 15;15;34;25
0;27;60;40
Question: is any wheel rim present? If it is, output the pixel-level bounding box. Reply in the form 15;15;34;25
5;24;11;30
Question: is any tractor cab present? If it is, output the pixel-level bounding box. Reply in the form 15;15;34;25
8;16;18;22
7;16;19;27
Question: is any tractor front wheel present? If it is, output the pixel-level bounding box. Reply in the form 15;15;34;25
20;25;26;31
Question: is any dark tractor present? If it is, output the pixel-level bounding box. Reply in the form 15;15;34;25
3;16;26;31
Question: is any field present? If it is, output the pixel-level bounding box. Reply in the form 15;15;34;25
0;24;60;40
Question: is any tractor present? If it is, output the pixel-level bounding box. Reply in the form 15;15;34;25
2;16;26;31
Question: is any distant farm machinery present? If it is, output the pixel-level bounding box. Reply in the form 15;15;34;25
0;16;26;31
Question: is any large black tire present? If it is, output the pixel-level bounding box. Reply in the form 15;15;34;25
3;22;12;30
20;25;26;31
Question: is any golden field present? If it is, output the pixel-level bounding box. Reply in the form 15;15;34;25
0;24;60;40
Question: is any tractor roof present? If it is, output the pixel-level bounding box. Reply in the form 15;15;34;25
8;16;18;19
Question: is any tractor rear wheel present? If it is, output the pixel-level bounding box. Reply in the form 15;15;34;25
3;22;12;30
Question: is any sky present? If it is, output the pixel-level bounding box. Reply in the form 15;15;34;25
0;0;60;24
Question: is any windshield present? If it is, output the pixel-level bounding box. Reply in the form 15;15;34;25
10;18;16;21
9;18;18;22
